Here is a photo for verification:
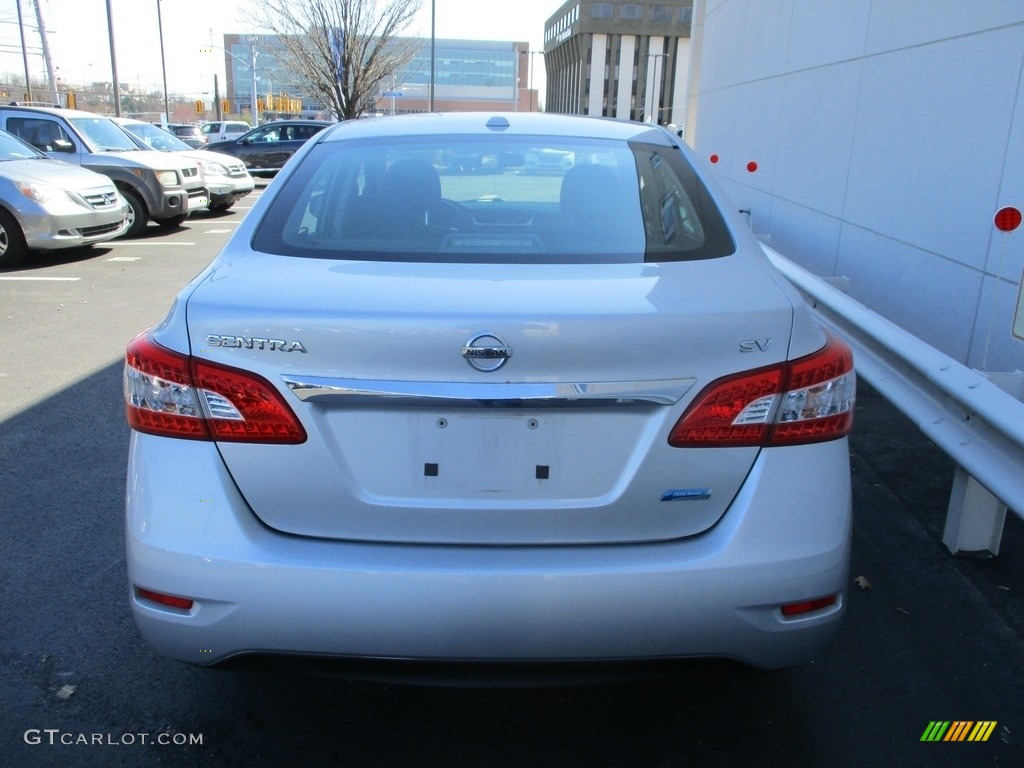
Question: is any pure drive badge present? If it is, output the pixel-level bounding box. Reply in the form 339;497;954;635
661;489;712;502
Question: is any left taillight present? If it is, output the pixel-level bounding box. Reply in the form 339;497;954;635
668;332;855;448
124;333;306;444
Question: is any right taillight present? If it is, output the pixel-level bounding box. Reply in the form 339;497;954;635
668;333;855;447
124;332;306;444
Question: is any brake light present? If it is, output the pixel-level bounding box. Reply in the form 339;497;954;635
668;333;854;447
124;333;306;444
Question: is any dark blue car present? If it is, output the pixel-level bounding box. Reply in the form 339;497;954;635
203;120;332;177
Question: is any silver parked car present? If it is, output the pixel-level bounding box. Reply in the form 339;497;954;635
0;128;127;268
0;105;207;237
113;118;254;212
124;113;855;676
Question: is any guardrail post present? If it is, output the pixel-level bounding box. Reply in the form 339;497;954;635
943;470;1007;556
942;372;1022;557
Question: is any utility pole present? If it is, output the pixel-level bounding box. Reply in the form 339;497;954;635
16;0;33;101
157;0;170;123
105;0;121;116
32;0;59;104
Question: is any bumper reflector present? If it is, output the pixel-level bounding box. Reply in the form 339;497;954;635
780;594;838;617
136;587;194;611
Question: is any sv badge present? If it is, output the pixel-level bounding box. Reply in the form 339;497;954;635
739;338;773;353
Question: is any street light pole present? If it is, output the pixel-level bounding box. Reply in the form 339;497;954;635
646;52;669;124
105;0;121;116
429;0;435;112
156;0;170;123
529;50;542;113
250;40;259;125
201;43;257;123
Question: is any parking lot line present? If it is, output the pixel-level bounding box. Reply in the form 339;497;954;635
0;280;80;286
104;242;196;246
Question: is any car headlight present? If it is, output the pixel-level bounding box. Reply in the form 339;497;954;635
155;170;180;187
15;181;67;204
197;159;228;176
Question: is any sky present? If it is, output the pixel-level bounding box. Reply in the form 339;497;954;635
0;0;559;101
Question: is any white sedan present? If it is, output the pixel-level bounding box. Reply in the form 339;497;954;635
124;113;855;677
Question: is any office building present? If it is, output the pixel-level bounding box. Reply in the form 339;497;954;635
543;1;694;126
222;35;536;117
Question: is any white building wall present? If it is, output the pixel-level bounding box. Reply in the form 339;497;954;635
589;34;608;116
692;0;1024;371
616;36;636;119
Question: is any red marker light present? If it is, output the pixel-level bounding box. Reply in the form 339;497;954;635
136;587;194;611
781;594;838;617
746;161;758;173
709;154;719;164
995;207;1021;232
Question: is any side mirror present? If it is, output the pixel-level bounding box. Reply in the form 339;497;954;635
52;139;75;153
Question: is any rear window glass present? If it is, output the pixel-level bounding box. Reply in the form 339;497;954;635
252;134;734;264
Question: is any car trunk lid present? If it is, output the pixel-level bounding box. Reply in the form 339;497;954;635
183;254;795;545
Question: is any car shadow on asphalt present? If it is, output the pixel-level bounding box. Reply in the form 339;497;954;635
0;244;115;272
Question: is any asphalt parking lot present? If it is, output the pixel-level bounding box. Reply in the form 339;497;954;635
1;194;1022;767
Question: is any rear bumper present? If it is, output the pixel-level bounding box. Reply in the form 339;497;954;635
205;176;254;207
126;434;851;671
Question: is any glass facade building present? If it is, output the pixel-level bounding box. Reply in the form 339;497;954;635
222;35;535;118
379;39;532;114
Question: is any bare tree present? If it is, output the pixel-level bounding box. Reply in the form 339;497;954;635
249;0;423;120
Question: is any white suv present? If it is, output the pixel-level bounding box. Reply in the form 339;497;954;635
200;121;250;144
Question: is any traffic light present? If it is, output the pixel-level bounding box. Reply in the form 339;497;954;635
195;99;204;114
257;98;265;112
66;92;77;110
221;98;230;114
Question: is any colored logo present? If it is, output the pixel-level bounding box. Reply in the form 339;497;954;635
920;721;997;742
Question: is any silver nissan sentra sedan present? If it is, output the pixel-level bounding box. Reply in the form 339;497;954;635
124;113;855;677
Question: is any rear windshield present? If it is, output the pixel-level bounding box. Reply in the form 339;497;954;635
252;134;734;264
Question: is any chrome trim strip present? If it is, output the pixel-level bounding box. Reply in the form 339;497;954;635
281;376;695;406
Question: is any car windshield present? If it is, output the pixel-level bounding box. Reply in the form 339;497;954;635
253;134;735;264
123;123;192;152
0;130;44;160
70;117;140;152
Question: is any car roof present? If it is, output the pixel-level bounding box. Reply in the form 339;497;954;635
1;104;111;119
318;112;674;145
259;119;333;126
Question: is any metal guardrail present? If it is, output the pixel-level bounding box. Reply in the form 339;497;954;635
761;244;1024;555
